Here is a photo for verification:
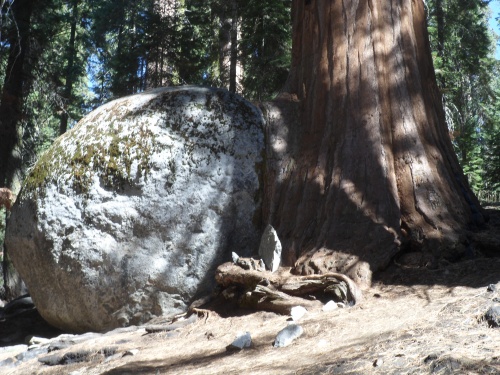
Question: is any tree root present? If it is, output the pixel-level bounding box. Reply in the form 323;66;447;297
144;313;198;333
215;262;363;315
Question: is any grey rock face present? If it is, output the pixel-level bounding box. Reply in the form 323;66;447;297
6;86;264;333
273;324;304;348
258;225;282;272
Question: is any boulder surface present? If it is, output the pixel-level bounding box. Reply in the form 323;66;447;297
6;86;264;332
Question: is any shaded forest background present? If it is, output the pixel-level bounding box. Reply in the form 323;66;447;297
0;0;499;247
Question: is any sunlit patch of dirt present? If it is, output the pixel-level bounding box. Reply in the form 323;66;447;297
3;206;500;375
3;256;500;375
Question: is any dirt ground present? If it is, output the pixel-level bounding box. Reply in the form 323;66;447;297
1;209;500;375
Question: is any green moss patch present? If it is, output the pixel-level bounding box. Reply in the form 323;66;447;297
24;116;158;199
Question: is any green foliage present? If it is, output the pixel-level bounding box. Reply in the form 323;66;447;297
482;64;500;191
484;122;500;191
239;0;291;100
90;0;155;99
22;0;92;162
178;0;220;85
427;0;499;193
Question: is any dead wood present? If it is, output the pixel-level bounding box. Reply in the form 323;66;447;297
215;262;363;314
144;314;198;333
239;284;323;315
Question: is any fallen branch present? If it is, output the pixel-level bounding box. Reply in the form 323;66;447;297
144;313;198;333
215;262;363;314
239;284;323;315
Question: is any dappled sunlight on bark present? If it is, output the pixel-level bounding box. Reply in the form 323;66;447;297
263;0;486;287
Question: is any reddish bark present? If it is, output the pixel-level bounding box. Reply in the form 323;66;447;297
264;0;485;286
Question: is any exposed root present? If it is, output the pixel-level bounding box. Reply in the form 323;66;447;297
215;262;363;315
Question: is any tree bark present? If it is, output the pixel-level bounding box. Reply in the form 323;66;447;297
0;0;35;301
435;0;444;55
0;0;36;187
435;0;445;87
264;0;485;286
228;0;238;93
59;0;79;135
218;4;231;89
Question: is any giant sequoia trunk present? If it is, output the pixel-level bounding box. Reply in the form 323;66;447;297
264;0;485;286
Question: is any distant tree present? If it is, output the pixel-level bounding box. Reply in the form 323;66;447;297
0;0;36;189
59;0;79;135
146;0;187;88
239;0;291;100
90;0;148;99
483;62;500;192
427;0;493;191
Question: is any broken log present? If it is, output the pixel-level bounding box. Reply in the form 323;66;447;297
215;262;363;314
239;284;323;315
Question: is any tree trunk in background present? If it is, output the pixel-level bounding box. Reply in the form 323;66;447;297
264;0;485;286
218;4;231;89
0;0;35;301
435;0;445;87
435;0;445;59
59;0;79;135
228;0;238;93
0;0;36;188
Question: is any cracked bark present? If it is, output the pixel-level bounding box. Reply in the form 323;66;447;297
264;0;485;286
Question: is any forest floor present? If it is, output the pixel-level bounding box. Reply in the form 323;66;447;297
1;207;500;375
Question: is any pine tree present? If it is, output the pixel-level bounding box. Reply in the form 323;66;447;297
427;0;493;192
239;0;291;100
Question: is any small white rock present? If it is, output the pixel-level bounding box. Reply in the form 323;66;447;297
258;225;282;272
322;301;338;312
27;336;50;346
0;344;27;354
373;358;384;367
317;339;329;348
290;306;307;321
123;349;139;357
274;325;304;348
227;332;252;351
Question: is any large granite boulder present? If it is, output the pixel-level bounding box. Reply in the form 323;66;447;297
5;86;264;332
